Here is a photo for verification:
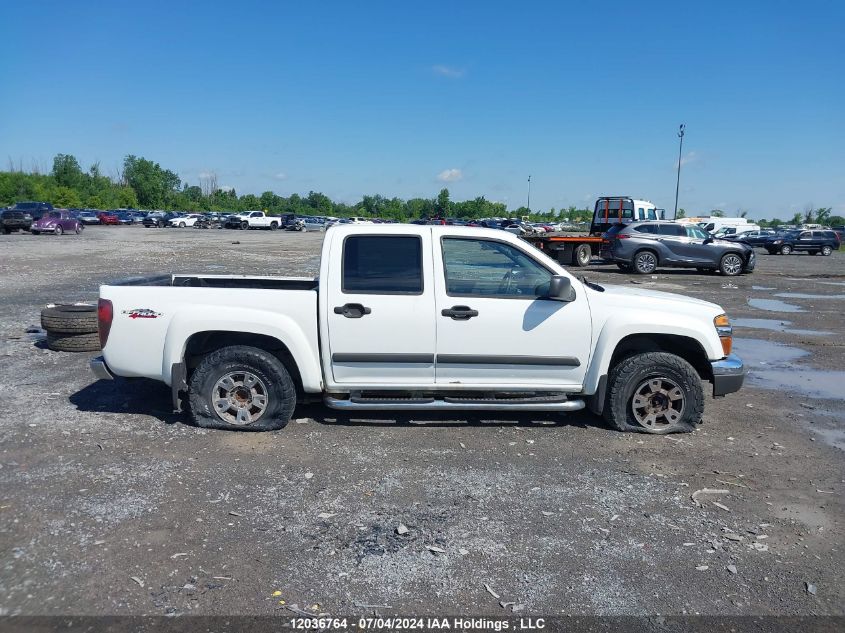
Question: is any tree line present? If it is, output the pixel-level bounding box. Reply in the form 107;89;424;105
1;153;840;226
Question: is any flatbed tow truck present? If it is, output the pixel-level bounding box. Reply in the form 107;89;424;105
524;196;673;266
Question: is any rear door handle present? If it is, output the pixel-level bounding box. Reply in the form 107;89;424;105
334;303;371;318
441;305;479;320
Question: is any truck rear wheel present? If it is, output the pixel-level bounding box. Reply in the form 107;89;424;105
187;345;296;431
571;243;592;267
603;352;704;434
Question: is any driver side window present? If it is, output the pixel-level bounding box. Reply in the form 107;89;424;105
442;237;552;298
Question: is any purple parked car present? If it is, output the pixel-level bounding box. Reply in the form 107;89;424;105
31;211;83;236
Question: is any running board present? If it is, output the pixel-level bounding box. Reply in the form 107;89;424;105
324;395;585;412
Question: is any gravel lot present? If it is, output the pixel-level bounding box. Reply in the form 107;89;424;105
0;226;842;618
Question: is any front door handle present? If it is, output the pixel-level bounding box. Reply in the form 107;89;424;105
334;303;372;318
441;305;479;320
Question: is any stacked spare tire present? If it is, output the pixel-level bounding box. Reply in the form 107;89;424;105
40;305;101;352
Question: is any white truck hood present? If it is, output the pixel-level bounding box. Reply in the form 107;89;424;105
589;282;723;315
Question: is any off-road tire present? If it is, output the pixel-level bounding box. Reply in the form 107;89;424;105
603;351;704;434
46;331;101;352
270;221;278;231
571;244;592;267
41;305;98;334
632;250;658;274
780;244;792;255
821;245;833;256
187;345;295;431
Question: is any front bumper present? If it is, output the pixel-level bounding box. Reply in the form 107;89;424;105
711;353;745;396
90;356;114;380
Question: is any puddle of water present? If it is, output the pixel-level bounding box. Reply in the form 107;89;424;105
775;292;845;300
751;286;776;291
748;298;804;313
732;318;831;337
812;426;845;451
733;338;845;400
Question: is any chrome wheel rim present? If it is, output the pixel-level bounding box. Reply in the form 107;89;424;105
722;254;742;275
635;252;656;273
823;246;832;255
631;377;685;431
782;245;791;254
212;371;269;425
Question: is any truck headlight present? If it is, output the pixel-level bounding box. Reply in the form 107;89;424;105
714;314;732;355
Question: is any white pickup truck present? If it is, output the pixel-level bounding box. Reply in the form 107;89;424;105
224;211;280;230
90;225;745;434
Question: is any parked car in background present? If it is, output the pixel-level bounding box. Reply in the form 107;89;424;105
143;212;178;228
764;229;841;256
78;210;101;225
98;211;120;225
1;208;34;233
114;210;135;225
831;226;845;242
6;201;54;221
224;211;281;230
722;229;776;247
30;211;83;235
169;213;206;228
601;221;755;275
712;223;761;238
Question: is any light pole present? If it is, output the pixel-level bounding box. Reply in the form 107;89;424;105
674;124;685;218
527;175;531;215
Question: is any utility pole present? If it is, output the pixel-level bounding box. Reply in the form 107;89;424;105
527;175;531;215
674;124;685;219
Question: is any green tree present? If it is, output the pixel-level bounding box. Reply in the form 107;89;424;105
123;155;181;207
436;188;451;216
711;209;725;218
815;207;832;225
676;208;686;219
54;186;81;208
52;154;83;189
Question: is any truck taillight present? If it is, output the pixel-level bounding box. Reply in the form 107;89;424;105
98;299;113;348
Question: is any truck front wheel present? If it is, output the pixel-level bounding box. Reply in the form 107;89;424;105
603;352;704;434
187;345;296;431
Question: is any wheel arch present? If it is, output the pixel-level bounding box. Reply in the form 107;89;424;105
182;331;305;395
586;333;713;416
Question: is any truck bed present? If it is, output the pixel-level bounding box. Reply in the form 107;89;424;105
108;274;318;291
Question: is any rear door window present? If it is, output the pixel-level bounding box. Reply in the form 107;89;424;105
441;237;552;298
633;224;656;234
657;224;685;236
342;235;423;294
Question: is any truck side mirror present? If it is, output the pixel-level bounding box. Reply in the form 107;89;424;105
547;275;576;302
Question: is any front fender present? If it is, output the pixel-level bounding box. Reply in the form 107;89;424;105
582;311;723;394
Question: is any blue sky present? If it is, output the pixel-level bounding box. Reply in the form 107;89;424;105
1;1;843;218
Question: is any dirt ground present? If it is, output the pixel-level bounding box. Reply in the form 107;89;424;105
0;225;842;620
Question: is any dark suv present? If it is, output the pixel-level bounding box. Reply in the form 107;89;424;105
764;229;840;256
1;209;34;233
601;221;755;275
